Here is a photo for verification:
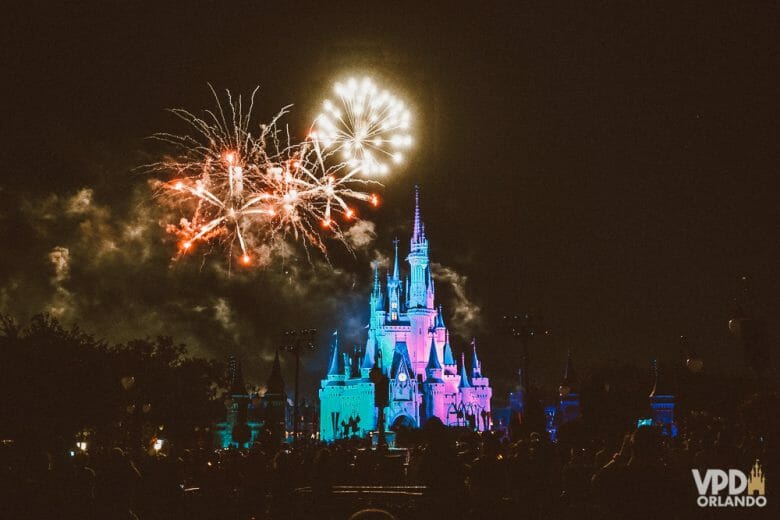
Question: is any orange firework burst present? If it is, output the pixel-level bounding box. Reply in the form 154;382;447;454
146;80;411;267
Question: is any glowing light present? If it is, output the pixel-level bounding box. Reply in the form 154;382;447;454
314;76;412;177
149;80;415;267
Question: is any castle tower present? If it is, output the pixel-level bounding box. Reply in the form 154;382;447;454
387;239;402;322
406;187;437;375
262;350;289;434
215;356;261;449
423;336;446;423
361;329;376;379
319;187;493;441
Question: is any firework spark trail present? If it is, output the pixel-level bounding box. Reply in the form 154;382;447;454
149;78;409;267
313;76;412;177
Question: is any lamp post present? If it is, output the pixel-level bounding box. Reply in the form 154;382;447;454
280;328;317;440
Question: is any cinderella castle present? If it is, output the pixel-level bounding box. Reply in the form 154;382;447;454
319;188;493;442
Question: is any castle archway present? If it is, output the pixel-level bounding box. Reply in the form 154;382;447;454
390;414;416;431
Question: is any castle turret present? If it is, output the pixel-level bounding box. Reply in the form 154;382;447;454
262;351;288;433
442;331;456;370
406;188;438;376
327;332;345;382
423;335;446;423
361;330;376;378
471;338;482;378
458;352;472;389
425;336;443;382
216;356;253;449
408;186;430;310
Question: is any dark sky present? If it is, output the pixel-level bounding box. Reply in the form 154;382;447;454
2;2;778;401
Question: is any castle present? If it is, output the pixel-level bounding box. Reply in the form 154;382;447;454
319;188;493;442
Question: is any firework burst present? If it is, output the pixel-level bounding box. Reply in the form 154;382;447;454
313;77;412;176
149;79;410;267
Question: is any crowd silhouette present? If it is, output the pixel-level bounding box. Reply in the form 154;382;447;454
2;401;775;520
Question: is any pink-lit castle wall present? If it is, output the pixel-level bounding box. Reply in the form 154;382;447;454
319;188;492;441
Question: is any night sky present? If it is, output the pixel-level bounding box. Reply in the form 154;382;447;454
2;2;778;401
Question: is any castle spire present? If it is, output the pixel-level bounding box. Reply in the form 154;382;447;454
372;260;380;294
265;350;286;396
471;338;482;378
435;304;446;328
362;330;376;370
442;330;455;365
392;237;400;280
426;335;442;370
412;185;423;243
326;331;340;376
459;352;472;388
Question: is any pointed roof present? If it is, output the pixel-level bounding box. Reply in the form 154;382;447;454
372;261;380;295
426;336;441;370
265;350;286;396
471;338;481;377
442;331;455;365
458;352;472;388
362;331;376;370
435;304;446;328
412;185;423;243
327;331;340;376
392;237;400;280
228;356;247;395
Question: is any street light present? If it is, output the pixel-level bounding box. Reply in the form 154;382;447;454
279;328;317;440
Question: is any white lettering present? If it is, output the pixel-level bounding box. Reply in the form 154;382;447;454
712;470;729;494
692;469;714;495
729;470;747;494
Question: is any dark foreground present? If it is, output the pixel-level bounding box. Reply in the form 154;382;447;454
2;404;775;520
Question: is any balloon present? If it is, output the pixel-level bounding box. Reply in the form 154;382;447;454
142;403;152;414
120;376;135;390
126;404;136;414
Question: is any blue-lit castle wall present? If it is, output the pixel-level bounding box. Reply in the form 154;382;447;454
319;189;493;442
